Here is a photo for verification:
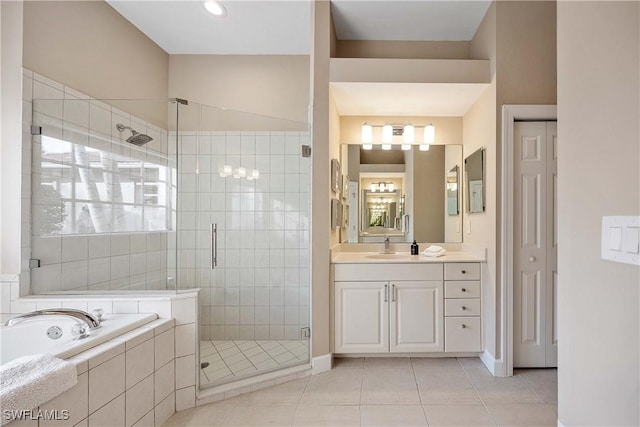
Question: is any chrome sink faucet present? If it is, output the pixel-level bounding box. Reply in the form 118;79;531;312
4;308;102;330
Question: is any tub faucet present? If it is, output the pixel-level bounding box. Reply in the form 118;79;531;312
4;308;101;330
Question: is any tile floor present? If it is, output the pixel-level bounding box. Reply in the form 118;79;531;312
200;340;310;386
168;357;558;426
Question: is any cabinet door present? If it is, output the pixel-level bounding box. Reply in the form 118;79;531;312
390;281;444;353
335;281;389;353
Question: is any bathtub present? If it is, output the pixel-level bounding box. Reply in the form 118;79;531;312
0;312;157;364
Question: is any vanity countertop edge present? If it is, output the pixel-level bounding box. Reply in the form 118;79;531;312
331;251;485;264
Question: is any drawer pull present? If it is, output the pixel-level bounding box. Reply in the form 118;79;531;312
461;306;467;310
461;324;467;329
384;284;388;302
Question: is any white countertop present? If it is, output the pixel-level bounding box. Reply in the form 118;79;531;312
332;251;485;264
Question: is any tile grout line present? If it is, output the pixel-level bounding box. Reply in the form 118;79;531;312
457;357;498;426
410;358;432;426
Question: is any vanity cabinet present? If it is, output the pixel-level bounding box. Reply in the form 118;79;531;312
444;263;482;352
334;264;444;354
333;261;482;355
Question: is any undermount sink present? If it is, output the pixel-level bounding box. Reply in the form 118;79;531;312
366;253;413;260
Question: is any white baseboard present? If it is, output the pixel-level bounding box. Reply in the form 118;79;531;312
311;353;333;374
480;351;507;377
558;419;565;427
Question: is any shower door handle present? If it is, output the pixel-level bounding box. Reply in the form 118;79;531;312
210;223;217;269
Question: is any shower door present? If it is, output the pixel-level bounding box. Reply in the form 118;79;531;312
175;102;311;388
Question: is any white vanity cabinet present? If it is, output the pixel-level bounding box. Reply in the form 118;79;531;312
333;260;482;355
444;263;482;352
334;264;444;353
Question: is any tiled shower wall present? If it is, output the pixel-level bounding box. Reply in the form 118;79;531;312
176;131;311;341
23;69;173;293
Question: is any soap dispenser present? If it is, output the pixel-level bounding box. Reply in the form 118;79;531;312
411;240;419;255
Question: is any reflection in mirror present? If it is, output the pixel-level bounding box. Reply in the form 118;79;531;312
341;144;463;243
447;166;459;216
465;147;485;213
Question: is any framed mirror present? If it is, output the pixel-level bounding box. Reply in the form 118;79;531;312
341;144;463;243
465;147;485;213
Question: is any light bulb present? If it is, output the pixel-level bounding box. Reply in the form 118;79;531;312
388;183;395;192
223;164;232;176
401;144;411;151
251;169;260;179
361;123;373;144
403;124;414;144
381;144;392;150
204;0;227;17
238;167;246;178
382;124;393;144
424;124;435;145
370;183;376;192
379;183;386;192
419;144;430;151
362;143;373;150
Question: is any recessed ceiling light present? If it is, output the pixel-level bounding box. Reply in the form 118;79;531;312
204;0;227;17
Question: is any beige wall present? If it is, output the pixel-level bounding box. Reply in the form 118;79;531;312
168;55;310;125
310;0;332;358
23;1;169;100
0;1;24;274
557;2;639;425
336;40;471;59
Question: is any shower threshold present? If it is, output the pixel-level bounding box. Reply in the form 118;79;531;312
200;339;309;388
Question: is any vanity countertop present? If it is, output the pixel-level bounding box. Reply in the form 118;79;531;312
332;251;485;264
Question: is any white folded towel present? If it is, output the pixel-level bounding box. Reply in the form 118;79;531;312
423;245;447;257
1;354;77;425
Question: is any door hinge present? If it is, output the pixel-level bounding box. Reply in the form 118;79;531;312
29;259;41;269
30;126;42;135
301;327;311;339
301;145;311;158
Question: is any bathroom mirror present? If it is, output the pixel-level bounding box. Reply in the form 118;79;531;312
465;147;485;213
447;165;460;216
341;144;463;243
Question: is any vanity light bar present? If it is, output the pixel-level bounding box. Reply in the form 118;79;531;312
361;123;435;149
219;165;259;181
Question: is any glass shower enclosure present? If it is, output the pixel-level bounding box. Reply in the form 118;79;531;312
29;97;311;389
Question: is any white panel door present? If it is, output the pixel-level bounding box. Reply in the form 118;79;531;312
514;121;557;368
390;281;444;352
335;281;389;353
545;122;558;367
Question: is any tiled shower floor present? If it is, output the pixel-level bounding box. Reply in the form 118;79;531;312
200;340;310;386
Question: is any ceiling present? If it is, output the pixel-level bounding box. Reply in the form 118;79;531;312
108;0;492;116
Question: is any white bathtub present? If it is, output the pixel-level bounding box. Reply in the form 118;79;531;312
0;313;157;364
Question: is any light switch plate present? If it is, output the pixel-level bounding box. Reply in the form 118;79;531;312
601;216;640;265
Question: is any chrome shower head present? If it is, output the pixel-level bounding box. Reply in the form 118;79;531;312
115;123;153;146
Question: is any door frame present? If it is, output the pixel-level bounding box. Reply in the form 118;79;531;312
500;105;557;376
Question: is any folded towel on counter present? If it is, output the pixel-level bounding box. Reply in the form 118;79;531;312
0;354;77;425
423;245;447;257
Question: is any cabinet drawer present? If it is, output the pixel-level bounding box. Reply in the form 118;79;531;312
445;299;481;317
444;281;481;298
445;317;481;352
444;263;480;281
335;263;443;282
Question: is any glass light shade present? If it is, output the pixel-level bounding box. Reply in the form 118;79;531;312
381;144;392;150
401;144;411;151
251;169;260;179
379;183;386;192
419;144;430;151
238;167;246;178
362;143;373;150
223;164;232;175
388;183;395;192
403;125;414;144
204;0;227;16
424;124;435;144
361;123;373;143
382;125;393;144
370;183;376;192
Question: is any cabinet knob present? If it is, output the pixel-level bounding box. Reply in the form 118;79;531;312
461;288;466;292
529;256;536;262
461;324;467;329
461;270;466;274
461;306;467;310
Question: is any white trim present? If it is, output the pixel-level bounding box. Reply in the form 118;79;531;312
479;350;506;377
311;353;333;374
557;420;565;427
500;105;557;377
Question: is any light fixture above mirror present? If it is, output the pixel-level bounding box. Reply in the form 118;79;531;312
361;123;435;151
